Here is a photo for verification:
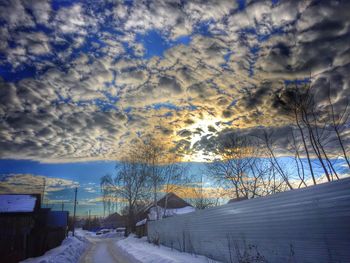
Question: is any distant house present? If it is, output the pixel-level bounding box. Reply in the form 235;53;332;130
0;194;69;263
102;212;126;229
135;193;195;237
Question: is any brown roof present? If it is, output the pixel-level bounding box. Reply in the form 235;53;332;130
103;212;126;228
141;192;192;215
135;193;193;223
156;192;192;209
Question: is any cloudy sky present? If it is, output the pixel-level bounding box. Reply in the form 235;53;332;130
0;0;349;215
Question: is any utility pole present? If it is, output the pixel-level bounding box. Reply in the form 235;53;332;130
42;178;46;207
72;187;78;237
88;209;91;230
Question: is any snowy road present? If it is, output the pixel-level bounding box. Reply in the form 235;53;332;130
79;237;133;263
78;231;220;263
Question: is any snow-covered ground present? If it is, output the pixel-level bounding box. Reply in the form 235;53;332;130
82;229;123;239
21;231;89;263
115;235;221;263
21;229;220;263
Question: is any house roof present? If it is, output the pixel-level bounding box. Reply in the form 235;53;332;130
102;212;126;228
136;193;195;224
156;192;192;209
138;192;193;220
104;212;122;221
0;194;39;213
103;212;126;224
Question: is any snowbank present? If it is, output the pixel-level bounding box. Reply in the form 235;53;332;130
115;235;220;263
21;232;89;263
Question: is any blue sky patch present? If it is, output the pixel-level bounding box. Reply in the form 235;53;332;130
284;78;311;86
0;63;38;82
51;0;78;11
136;30;192;59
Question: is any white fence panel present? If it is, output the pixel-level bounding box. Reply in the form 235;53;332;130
148;178;350;263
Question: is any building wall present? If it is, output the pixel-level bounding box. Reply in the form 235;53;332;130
148;178;350;263
0;214;35;263
0;210;68;263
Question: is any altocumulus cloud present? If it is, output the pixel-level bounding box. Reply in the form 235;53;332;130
0;173;78;194
0;0;349;161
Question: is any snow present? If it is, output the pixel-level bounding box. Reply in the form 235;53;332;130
96;231;122;239
136;218;147;226
148;206;195;220
115;235;221;263
83;229;124;239
0;194;37;212
21;231;89;263
20;229;221;263
78;231;130;263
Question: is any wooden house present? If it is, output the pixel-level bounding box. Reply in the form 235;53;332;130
0;194;68;263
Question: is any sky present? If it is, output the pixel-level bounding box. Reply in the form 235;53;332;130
0;0;349;215
0;159;207;216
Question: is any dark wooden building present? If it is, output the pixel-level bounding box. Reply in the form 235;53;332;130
0;194;69;263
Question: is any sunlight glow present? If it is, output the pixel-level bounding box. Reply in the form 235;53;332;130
184;115;223;162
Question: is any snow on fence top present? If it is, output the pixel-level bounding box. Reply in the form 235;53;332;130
0;194;37;213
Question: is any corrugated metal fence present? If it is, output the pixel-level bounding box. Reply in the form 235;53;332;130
148;178;350;263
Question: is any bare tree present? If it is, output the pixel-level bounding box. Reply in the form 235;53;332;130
274;80;349;185
141;136;183;220
187;174;218;209
286;85;318;185
289;128;308;188
259;130;294;190
161;156;187;217
327;84;350;170
100;150;151;234
300;97;332;182
207;134;254;199
207;133;289;199
291;83;345;182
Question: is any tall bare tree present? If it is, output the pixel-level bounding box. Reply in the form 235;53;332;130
161;155;187;217
289;128;308;188
100;149;151;234
207;133;289;199
187;174;219;209
141;136;179;220
259;130;294;190
327;84;350;170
